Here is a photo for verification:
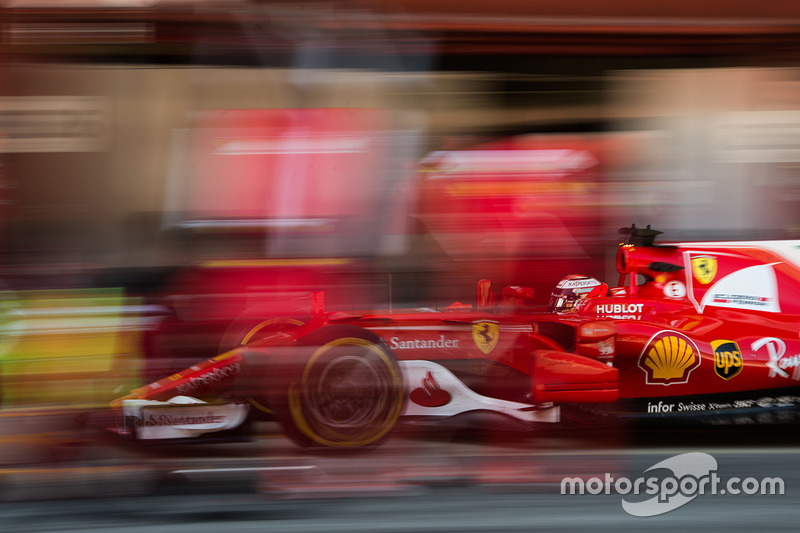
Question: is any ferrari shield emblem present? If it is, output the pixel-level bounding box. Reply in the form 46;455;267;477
473;321;499;354
691;255;717;285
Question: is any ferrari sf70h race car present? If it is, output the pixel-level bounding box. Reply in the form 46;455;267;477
111;226;800;448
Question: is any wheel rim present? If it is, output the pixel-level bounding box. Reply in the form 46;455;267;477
307;354;391;431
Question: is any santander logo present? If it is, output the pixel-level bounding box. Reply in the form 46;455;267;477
409;370;452;407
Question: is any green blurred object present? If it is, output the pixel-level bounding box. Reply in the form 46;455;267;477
0;288;144;409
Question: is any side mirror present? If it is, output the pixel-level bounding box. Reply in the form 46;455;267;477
477;279;495;310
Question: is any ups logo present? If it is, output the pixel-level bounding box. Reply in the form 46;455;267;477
711;339;743;380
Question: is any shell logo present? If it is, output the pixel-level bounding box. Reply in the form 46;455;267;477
638;331;701;386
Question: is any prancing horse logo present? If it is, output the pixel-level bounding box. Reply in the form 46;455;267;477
473;321;499;354
691;255;717;285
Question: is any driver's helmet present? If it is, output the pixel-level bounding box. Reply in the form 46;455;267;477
548;275;608;313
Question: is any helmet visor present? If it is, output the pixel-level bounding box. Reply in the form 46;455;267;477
548;288;579;312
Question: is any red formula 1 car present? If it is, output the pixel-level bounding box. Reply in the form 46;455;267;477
111;226;800;447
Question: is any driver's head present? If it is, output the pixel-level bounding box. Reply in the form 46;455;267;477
548;275;608;313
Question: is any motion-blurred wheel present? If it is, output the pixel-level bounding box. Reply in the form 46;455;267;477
272;326;405;449
220;317;305;419
219;316;306;353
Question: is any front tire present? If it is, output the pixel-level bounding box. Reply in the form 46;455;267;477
273;327;405;449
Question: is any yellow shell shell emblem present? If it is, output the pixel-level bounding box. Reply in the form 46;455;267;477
691;255;717;285
473;321;499;354
638;331;700;385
